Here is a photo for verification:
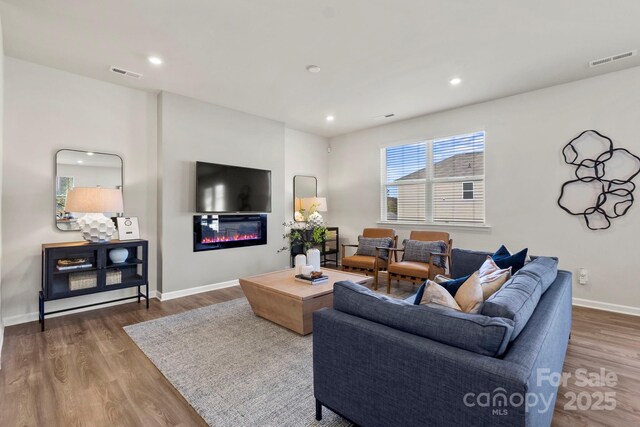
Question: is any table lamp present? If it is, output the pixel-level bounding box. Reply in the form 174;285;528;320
302;197;327;226
65;187;123;242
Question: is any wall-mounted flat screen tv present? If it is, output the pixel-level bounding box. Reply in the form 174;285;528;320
196;161;272;213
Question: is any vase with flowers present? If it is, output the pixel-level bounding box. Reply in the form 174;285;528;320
278;221;328;258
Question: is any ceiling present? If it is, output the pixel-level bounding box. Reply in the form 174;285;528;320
2;0;640;138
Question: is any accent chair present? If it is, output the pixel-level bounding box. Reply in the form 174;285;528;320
386;231;452;293
341;228;397;290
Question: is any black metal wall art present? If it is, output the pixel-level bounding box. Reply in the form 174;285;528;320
558;130;640;230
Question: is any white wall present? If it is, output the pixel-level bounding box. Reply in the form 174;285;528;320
0;57;327;324
157;92;288;294
0;15;5;361
2;58;158;324
284;128;330;223
329;66;640;313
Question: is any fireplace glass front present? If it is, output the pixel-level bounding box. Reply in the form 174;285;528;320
193;214;267;252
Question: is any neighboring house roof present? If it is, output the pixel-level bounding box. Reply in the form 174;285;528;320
395;152;483;181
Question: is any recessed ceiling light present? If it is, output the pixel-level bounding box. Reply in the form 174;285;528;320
326;115;335;122
77;160;83;164
148;56;163;65
449;77;462;86
307;65;321;73
87;152;94;156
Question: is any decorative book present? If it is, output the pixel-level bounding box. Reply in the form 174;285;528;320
295;274;329;285
56;263;93;271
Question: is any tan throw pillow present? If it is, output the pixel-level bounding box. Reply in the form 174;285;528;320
419;280;461;311
454;272;484;314
480;268;511;300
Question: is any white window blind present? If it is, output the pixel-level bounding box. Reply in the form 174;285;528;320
381;131;485;224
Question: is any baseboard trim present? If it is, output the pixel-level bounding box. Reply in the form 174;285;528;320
573;297;640;317
157;279;239;301
2;291;159;327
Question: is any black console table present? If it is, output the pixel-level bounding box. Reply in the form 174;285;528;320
321;227;340;267
289;227;340;268
40;239;149;331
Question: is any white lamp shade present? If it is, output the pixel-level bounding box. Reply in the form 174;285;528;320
301;197;328;212
313;197;328;212
65;187;124;213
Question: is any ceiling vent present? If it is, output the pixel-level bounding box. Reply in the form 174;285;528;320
110;66;143;79
589;50;637;68
373;113;395;120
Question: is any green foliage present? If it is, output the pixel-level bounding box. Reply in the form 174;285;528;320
278;220;328;253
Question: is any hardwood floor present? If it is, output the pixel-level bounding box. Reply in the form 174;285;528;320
552;306;640;427
0;284;638;427
0;287;244;427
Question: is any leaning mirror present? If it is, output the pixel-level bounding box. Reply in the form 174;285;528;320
55;149;124;231
293;175;317;222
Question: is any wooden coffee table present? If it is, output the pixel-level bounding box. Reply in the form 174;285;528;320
239;268;371;335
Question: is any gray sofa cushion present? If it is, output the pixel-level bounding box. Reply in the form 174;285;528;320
481;271;542;341
333;280;515;357
450;248;491;278
519;257;558;293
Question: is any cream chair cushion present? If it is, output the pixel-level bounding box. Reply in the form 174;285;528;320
387;261;430;278
342;255;387;270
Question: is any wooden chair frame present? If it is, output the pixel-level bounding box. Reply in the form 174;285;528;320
341;235;398;290
386;237;453;294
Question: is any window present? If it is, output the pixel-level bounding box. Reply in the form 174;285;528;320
462;182;474;200
56;176;74;215
381;131;485;224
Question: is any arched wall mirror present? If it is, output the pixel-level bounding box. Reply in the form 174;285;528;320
293;175;317;222
55;149;124;231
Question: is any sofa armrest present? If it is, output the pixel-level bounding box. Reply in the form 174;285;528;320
313;308;530;427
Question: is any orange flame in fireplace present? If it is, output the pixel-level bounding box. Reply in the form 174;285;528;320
201;233;260;244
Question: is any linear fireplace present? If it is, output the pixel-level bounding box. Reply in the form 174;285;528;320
193;214;267;252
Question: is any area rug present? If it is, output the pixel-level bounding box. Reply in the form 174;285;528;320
124;298;350;427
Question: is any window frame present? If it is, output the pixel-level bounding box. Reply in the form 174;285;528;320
462;181;475;200
380;131;486;226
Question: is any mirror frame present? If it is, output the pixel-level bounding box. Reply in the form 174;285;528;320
293;175;317;222
55;148;124;231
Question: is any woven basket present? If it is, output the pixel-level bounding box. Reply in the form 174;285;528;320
69;271;97;290
69;270;123;290
106;269;122;286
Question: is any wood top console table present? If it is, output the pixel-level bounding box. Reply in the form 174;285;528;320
40;239;149;331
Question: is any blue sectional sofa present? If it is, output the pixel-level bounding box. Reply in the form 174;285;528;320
313;249;572;427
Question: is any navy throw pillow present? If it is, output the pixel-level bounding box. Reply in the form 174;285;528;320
422;245;527;301
439;274;471;296
413;282;427;305
493;248;528;274
415;275;471;302
492;245;511;259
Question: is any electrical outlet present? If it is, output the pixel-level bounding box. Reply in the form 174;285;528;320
578;268;589;285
